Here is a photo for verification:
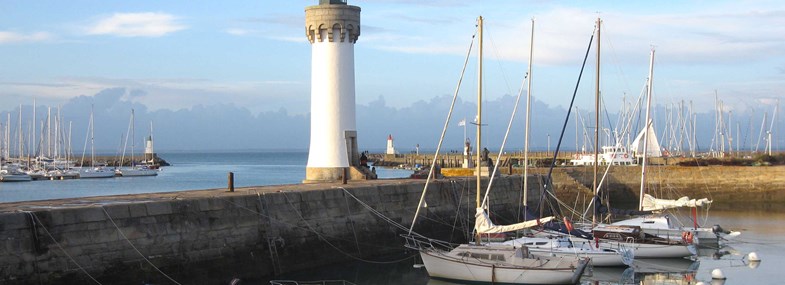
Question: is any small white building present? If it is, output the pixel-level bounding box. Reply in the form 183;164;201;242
386;134;396;155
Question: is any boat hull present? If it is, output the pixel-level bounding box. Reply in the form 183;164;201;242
79;169;116;179
0;174;32;182
419;246;587;284
118;168;158;177
599;241;695;259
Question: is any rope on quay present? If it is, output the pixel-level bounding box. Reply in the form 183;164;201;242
281;190;419;265
100;207;182;285
214;192;417;264
23;211;103;285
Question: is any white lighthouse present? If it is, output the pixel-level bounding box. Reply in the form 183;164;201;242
304;0;364;182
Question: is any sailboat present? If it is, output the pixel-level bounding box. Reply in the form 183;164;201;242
1;107;32;182
592;47;696;258
404;17;588;284
494;18;632;268
78;107;115;178
116;109;157;177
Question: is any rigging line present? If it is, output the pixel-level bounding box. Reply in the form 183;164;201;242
409;28;477;235
342;191;362;256
338;187;427;237
25;211;103;285
280;191;416;264
217;194;404;253
100;207;182;285
481;72;529;209
540;27;596;213
483;24;517;96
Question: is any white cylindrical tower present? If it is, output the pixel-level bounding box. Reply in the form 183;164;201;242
304;0;361;182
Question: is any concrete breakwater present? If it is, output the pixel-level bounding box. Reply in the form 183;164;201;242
0;176;541;284
74;154;170;167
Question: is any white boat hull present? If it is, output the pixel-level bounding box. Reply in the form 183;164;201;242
599;240;695;259
0;174;32;182
419;245;588;284
502;236;633;267
118;168;158;177
79;169;116;179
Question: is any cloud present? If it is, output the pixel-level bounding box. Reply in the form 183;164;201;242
86;12;186;37
0;31;51;44
0;76;309;115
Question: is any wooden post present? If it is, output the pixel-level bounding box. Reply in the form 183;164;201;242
342;167;348;184
228;172;235;192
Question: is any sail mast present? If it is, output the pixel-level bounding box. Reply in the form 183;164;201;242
476;16;483;209
592;17;601;227
639;48;655;211
475;15;483;245
523;18;534;218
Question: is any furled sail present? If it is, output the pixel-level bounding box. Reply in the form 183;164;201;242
631;119;662;158
641;194;712;211
474;208;555;234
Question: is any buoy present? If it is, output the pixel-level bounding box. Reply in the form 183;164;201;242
748;252;761;262
695;282;706;285
413;264;425;269
711;268;726;280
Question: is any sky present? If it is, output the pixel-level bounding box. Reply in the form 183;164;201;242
0;1;783;152
2;0;784;114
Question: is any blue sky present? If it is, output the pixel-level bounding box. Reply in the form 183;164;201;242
2;0;784;117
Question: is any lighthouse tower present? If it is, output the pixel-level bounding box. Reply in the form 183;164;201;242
304;0;362;182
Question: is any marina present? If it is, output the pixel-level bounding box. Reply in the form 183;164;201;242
1;0;784;284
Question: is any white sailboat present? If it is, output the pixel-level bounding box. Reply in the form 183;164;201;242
404;17;588;284
79;107;115;179
502;18;632;268
0;164;32;182
593;48;696;259
117;109;157;177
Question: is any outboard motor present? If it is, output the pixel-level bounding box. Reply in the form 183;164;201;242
712;224;731;234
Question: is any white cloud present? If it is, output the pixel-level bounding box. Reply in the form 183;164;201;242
0;31;52;44
0;77;309;115
86;12;186;37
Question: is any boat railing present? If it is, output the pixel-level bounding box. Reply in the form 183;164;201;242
269;280;357;285
401;234;456;252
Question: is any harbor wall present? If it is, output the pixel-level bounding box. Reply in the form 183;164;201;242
0;176;540;284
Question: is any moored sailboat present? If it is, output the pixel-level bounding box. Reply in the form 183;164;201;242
117;109;157;177
404;17;588;284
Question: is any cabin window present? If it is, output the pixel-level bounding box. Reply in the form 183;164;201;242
459;252;505;261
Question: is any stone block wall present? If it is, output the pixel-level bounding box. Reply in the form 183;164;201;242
0;176;531;284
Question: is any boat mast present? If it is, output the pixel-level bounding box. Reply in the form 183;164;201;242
17;105;22;160
90;106;95;168
639;48;655;211
523;18;534;220
475;15;483;244
592;17;601;227
131;109;135;167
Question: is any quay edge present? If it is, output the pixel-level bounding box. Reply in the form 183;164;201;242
0;176;538;284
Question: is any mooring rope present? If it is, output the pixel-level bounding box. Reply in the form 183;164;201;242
100;207;182;285
280;191;418;264
215;194;403;253
24;211;103;285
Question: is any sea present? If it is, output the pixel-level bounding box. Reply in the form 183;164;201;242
0;151;782;284
0;151;411;203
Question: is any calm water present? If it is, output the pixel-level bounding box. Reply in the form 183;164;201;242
1;152;781;284
0;151;411;203
264;209;785;285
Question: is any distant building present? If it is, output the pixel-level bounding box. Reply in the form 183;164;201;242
144;135;154;162
386;134;396;155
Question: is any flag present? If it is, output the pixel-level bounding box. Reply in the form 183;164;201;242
458;119;466;126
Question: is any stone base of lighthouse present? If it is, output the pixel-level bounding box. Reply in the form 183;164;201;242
303;166;376;183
